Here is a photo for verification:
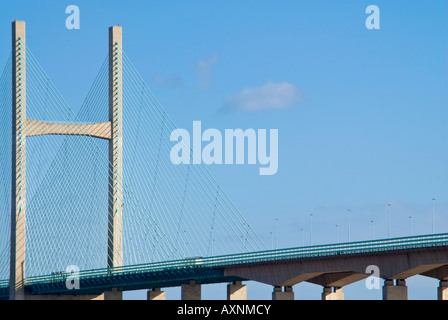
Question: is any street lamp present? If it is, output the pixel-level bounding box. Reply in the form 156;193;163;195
347;209;351;242
183;230;187;257
432;198;436;234
336;224;339;243
371;220;375;239
300;228;304;246
275;218;279;249
409;216;413;236
388;204;391;238
310;214;314;245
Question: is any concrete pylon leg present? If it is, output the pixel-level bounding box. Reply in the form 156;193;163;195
383;279;408;300
104;287;122;300
181;280;201;300
107;25;123;271
147;288;166;300
438;280;448;300
10;20;27;301
272;286;294;300
322;287;344;300
227;281;247;300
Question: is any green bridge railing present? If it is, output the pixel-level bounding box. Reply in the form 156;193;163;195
19;232;448;287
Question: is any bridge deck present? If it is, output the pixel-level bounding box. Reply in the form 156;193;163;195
1;233;447;298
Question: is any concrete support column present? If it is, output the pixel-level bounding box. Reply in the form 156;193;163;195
10;20;27;301
147;288;166;300
181;280;201;300
272;286;294;300
104;287;122;300
322;287;344;300
438;280;448;300
227;281;247;300
383;279;408;300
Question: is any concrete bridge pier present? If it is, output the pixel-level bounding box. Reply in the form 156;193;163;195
322;287;344;300
383;279;408;300
147;288;166;300
438;280;448;300
272;286;294;300
181;280;201;300
104;288;122;300
227;281;247;300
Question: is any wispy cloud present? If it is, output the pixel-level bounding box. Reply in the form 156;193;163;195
196;54;219;90
152;74;183;88
223;81;303;111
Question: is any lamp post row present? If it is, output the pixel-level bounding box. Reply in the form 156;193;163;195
275;199;439;248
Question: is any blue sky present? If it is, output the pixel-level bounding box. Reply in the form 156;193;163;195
1;1;447;299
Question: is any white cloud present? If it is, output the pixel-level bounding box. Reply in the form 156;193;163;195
196;54;219;90
224;81;303;111
152;74;183;88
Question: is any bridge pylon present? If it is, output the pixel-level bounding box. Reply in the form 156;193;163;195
8;21;124;300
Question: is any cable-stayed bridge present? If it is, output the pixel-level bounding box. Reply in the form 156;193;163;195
1;21;448;300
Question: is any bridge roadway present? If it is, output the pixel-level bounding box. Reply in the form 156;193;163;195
1;233;448;300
